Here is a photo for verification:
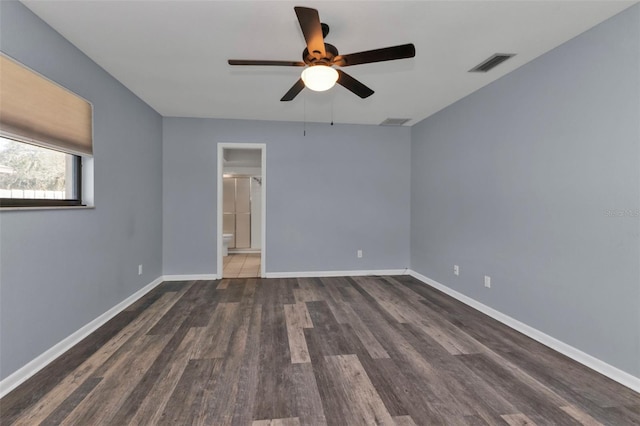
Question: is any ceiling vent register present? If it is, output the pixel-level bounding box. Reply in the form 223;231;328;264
469;53;515;72
379;118;411;126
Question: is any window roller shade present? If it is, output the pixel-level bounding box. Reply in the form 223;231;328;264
0;54;93;156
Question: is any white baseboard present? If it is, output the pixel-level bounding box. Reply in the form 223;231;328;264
265;269;408;279
408;269;640;393
162;274;220;281
0;276;164;398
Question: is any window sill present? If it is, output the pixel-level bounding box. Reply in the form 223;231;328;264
0;205;94;212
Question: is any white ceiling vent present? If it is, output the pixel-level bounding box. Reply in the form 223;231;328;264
379;118;411;126
469;53;516;72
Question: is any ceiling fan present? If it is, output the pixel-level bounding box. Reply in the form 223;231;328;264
228;6;416;101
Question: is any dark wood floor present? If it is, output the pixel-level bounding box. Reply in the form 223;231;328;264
1;276;639;425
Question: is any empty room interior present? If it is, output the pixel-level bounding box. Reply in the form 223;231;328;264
0;1;639;424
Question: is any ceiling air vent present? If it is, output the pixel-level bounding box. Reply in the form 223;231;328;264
469;53;516;72
380;118;411;126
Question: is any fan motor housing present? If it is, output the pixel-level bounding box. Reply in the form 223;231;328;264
303;43;339;65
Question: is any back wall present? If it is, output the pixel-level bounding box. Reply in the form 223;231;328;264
162;118;411;276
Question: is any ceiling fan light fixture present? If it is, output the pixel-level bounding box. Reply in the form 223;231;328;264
301;65;338;92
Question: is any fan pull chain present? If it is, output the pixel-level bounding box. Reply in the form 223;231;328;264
303;96;307;136
330;100;334;126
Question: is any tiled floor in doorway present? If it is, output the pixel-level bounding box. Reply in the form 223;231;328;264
223;253;261;278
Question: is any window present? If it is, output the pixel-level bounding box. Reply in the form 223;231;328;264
0;53;92;208
0;136;81;207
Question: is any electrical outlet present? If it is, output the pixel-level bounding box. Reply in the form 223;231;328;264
453;265;460;276
484;275;491;288
357;250;363;258
138;264;143;275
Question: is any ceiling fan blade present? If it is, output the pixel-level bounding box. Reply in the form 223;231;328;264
228;59;306;67
294;7;326;59
280;78;306;102
336;70;374;99
334;43;415;67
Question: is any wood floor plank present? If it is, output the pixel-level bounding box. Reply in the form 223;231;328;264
303;325;353;425
200;293;255;425
193;301;241;359
232;303;263;426
381;276;426;302
92;291;186;377
598;404;640;425
352;276;412;323
334;301;390;359
109;322;196;424
219;279;247;303
305;300;354;357
324;354;395;425
60;334;172;425
362;276;483;355
11;291;183;426
243;277;258;299
488;333;640;409
317;277;355;324
402;299;587;422
393;415;417;426
560;405;604;426
346;282;488;423
284;304;312;364
128;327;203;425
338;324;407;417
289;362;328;426
146;281;214;335
409;276;640;411
457;353;583;425
157;358;223;425
463;414;504;425
252;302;295;421
272;417;301;426
255;278;295;306
294;302;314;328
398;322;519;422
367;356;444;422
394;277;640;416
501;413;538;425
293;278;325;303
39;377;102;426
1;310;139;426
3;276;639;426
253;418;301;426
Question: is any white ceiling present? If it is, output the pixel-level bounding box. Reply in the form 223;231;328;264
21;0;636;126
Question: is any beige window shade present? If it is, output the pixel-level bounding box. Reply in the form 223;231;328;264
0;54;93;156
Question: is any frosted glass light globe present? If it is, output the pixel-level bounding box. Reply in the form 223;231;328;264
301;65;339;92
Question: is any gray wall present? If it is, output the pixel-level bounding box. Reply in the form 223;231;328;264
0;1;163;380
163;118;411;275
410;6;639;376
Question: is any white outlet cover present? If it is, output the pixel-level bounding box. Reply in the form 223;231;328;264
484;275;491;288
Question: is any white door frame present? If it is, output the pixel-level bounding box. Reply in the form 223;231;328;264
217;143;266;278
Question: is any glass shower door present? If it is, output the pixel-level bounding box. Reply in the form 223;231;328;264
222;176;252;249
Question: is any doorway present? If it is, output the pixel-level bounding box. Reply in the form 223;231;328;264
217;143;266;278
